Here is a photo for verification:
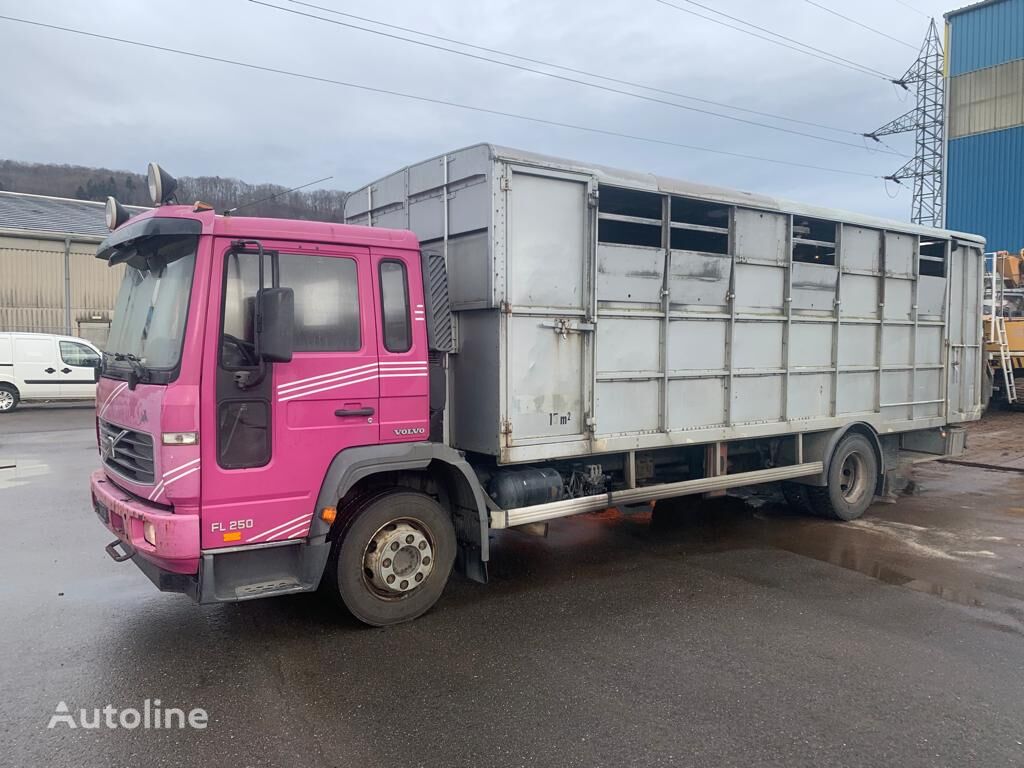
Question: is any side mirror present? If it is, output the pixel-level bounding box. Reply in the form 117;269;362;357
257;287;295;363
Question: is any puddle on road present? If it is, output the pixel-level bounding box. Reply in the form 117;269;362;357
499;479;1024;620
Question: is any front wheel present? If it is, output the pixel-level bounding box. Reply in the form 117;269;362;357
326;490;456;626
806;433;879;521
0;385;19;413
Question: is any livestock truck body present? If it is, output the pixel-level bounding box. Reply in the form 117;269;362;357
91;147;984;625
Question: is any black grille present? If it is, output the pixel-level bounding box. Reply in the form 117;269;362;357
99;419;155;484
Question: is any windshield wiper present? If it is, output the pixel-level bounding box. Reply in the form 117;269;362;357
110;352;151;389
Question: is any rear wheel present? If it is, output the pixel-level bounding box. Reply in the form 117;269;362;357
806;433;878;521
0;385;19;413
326;490;456;626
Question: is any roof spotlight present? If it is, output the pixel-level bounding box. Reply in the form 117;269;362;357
105;196;131;230
147;162;178;205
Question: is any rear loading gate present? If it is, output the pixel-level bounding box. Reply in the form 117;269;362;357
345;145;985;466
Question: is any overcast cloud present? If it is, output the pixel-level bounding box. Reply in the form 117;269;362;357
0;0;952;220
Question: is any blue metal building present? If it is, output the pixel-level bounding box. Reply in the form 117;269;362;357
945;0;1024;251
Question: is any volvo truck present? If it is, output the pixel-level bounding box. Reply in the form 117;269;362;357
90;148;984;625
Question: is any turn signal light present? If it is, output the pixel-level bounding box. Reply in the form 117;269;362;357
162;432;198;446
320;506;337;525
143;521;157;546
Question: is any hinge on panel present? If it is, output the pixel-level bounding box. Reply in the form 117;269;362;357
500;419;513;435
500;176;511;191
588;189;600;208
585;413;597;432
499;300;512;314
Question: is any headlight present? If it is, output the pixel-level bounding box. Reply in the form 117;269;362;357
162;432;198;446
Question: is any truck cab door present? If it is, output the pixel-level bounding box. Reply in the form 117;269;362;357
200;240;379;553
371;251;430;442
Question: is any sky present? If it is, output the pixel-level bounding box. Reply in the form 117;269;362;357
0;0;956;220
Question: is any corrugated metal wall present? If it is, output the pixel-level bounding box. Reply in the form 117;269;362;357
948;0;1024;76
947;126;1024;251
946;0;1024;251
0;232;123;347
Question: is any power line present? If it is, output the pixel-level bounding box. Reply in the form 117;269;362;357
0;14;886;180
249;0;902;155
893;0;932;20
279;0;856;138
653;0;901;83
803;0;918;49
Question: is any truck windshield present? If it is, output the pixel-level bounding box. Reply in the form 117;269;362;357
105;235;198;379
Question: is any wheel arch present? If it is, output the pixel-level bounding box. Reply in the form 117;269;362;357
311;442;490;583
796;422;884;492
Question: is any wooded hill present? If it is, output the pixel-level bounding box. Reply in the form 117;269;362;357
0;159;348;221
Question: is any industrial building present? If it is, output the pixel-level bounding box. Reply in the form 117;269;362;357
0;192;144;347
946;0;1024;250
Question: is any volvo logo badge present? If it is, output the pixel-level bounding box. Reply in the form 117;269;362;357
101;429;129;461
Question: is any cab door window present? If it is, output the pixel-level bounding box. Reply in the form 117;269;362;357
220;252;361;368
379;260;411;353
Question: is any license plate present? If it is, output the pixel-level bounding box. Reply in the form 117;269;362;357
94;499;109;524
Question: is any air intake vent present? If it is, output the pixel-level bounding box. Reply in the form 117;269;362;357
422;249;454;353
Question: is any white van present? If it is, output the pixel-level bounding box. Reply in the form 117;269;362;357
0;332;101;413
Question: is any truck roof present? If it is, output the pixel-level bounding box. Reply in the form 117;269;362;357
349;143;986;246
103;205;421;252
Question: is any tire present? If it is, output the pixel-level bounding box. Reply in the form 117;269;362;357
0;385;19;414
781;482;813;514
326;489;456;626
806;433;878;521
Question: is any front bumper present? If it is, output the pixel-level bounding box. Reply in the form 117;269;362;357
91;469;200;575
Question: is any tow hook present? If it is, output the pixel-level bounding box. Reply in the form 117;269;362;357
105;539;134;563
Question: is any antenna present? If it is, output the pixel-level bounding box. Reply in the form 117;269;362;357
224;175;334;215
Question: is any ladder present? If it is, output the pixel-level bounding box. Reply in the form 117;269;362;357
985;251;1019;404
995;314;1018;403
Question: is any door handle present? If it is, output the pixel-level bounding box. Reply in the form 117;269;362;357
61;367;72;374
335;407;375;417
45;367;56;374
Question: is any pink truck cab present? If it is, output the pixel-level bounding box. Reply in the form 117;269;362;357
92;165;487;626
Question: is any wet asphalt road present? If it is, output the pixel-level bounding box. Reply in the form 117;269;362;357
2;406;1024;767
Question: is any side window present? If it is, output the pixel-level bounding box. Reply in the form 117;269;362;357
218;401;270;469
379;260;411;353
792;217;838;265
221;252;361;368
59;341;99;368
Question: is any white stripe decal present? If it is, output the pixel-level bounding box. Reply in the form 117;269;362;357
249;513;311;543
99;382;128;418
162;466;199;487
148;458;202;500
265;520;311;542
277;362;378;393
277;368;381;397
279;371;429;402
278;373;380;402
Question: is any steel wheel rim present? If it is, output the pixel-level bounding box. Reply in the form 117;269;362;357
839;452;867;504
362;517;435;601
0;391;13;411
